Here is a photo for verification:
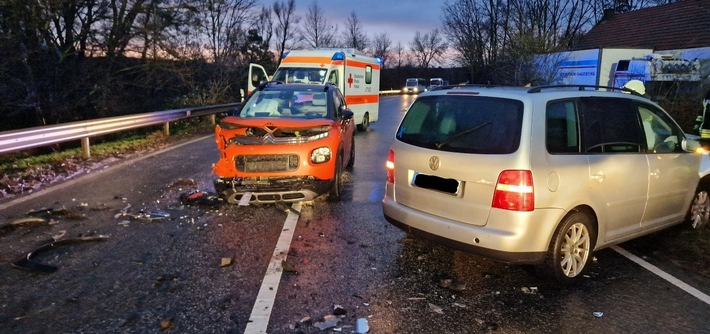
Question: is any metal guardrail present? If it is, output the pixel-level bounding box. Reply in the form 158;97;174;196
0;89;401;159
0;103;241;158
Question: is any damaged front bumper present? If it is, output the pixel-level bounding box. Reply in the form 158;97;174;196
214;176;333;204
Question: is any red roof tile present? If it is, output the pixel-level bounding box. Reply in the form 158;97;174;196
575;0;710;50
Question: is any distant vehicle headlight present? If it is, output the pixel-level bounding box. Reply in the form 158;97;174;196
311;147;332;163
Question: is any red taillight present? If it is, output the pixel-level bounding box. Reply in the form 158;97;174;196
492;170;534;211
386;149;395;183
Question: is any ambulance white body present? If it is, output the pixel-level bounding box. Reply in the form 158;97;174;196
248;48;381;131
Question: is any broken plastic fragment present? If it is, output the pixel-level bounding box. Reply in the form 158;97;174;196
593;311;604;318
314;315;341;331
356;318;369;333
11;236;109;273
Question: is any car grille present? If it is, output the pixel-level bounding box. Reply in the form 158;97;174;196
235;154;299;173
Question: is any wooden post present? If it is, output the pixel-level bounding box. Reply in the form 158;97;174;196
163;122;170;136
209;114;216;125
81;137;91;159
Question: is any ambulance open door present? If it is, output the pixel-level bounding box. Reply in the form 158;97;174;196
248;64;270;95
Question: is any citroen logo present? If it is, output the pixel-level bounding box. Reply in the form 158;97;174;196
429;156;440;171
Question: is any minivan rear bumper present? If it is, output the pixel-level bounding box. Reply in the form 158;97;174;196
382;196;564;264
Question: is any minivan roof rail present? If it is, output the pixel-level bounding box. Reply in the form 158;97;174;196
527;84;642;96
429;83;498;91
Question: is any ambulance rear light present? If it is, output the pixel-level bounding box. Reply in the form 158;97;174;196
332;52;345;61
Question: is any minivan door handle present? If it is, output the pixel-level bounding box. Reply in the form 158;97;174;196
591;171;605;182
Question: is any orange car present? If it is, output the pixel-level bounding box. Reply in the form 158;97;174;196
213;82;355;204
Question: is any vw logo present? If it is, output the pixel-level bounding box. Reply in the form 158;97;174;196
429;156;440;170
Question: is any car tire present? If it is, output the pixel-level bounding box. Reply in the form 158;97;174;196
346;137;355;170
328;153;343;201
357;113;369;131
542;211;595;282
687;181;710;229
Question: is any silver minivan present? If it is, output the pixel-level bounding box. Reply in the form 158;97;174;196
382;84;710;282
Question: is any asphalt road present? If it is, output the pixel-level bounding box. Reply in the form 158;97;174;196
0;95;709;334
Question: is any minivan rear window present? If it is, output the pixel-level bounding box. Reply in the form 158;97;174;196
396;95;523;154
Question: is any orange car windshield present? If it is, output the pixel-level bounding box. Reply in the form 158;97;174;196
239;90;329;119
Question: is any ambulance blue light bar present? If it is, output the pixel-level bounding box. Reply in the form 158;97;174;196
332;52;345;61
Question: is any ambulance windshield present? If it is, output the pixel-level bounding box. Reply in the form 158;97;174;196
272;67;328;84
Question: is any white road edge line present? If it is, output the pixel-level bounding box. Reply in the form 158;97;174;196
0;135;212;211
611;245;710;305
244;202;302;334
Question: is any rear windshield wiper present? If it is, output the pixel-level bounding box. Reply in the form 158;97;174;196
435;121;492;149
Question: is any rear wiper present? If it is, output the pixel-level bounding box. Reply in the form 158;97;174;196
435;121;492;149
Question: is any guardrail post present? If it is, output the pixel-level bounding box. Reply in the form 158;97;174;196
81;137;91;159
163;122;170;136
209;114;216;125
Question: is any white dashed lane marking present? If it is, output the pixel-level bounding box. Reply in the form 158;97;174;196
244;202;302;334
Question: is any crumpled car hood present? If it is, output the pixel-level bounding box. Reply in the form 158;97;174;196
216;116;335;146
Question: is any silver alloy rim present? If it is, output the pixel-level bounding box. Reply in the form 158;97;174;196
560;222;591;278
690;190;710;229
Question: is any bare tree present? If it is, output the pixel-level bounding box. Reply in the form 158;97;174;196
372;32;391;68
273;0;300;62
301;0;337;48
104;0;148;58
409;29;447;69
202;0;256;64
40;0;108;58
341;11;368;51
390;41;412;69
244;5;275;70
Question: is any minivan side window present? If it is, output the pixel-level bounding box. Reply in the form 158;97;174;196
637;103;685;153
546;100;580;153
578;97;645;153
547;97;647;154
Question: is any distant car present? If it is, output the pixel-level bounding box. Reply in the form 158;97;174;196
429;77;444;89
213;82;355;204
383;83;709;282
402;78;427;94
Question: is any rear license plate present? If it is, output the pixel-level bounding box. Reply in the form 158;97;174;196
412;173;460;195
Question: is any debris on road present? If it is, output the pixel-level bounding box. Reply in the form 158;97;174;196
281;260;298;275
179;190;223;207
220;257;233;268
428;302;444;314
314;314;341;331
172;178;198;187
0;217;49;235
274;200;300;215
593;311;604;318
521;286;538;294
11;235;109;273
356;318;370;333
160;318;173;330
332;304;347;316
148;210;171;219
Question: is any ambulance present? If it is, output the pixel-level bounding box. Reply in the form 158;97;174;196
248;48;381;131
